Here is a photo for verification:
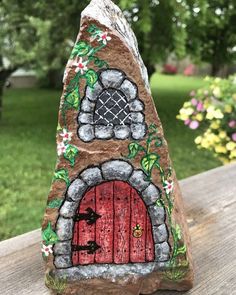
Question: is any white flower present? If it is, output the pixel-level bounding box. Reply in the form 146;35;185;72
41;244;53;257
73;57;88;74
60;128;72;142
98;31;111;45
57;142;67;156
163;180;174;194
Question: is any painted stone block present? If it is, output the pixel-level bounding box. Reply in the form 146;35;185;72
42;0;194;294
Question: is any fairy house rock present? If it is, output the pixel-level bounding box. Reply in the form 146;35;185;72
42;0;194;294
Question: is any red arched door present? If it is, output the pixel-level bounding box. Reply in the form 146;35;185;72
72;181;154;265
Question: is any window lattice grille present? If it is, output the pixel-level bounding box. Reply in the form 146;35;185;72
94;89;131;126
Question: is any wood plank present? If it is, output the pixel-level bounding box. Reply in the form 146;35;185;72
145;213;155;262
95;182;114;263
130;187;147;263
113;181;131;264
77;187;96;265
0;163;236;294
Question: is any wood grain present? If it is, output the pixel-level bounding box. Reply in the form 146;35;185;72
0;163;236;295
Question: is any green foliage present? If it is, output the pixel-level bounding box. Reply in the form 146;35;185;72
64;87;80;109
47;199;63;209
42;222;59;245
45;273;67;294
141;153;160;178
85;69;98;89
53;169;70;187
70;41;91;59
64;144;79;167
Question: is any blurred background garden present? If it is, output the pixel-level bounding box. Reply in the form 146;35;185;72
0;0;235;240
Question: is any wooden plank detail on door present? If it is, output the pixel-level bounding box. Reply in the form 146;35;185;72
145;213;155;261
130;187;147;263
95;182;114;263
78;187;96;265
113;181;131;264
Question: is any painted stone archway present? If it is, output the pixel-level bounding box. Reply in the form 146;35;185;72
54;160;170;279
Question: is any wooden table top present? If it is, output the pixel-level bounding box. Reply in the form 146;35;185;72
0;163;236;295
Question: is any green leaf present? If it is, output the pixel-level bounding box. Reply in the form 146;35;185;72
156;198;164;208
42;222;59;245
65;87;80;109
57;122;62;132
64;144;79;167
70;41;91;58
53;169;70;187
176;244;187;256
141;153;160;176
85;69;98;88
47;198;63;209
175;224;182;240
126;142;144;159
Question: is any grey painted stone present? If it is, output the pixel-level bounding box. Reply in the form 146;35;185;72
129;99;144;112
120;79;137;101
142;184;160;205
131;123;146;140
67;178;88;202
54;262;156;280
130;112;144;123
54;240;71;255
78;112;93;124
148;205;165;225
59;201;78;218
54;255;72;268
101;160;133;181
56;217;73;241
95;125;113;139
78;124;94;142
153;224;168;243
100;69;124;88
81;98;95;112
129;170;150;192
114;125;130;139
80;167;103;186
86;82;103;101
155;242;170;262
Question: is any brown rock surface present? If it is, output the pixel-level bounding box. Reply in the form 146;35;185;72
42;0;194;294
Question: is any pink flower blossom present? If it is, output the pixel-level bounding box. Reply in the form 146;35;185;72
228;120;236;128
74;57;88;74
98;31;111;45
163;180;174;194
184;119;191;125
189;120;199;129
41;244;53;257
196;102;204;112
60;128;72;142
57;142;67;156
190;90;195;97
191;98;198;106
232;133;236;142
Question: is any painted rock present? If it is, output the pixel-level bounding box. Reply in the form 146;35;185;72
42;0;194;294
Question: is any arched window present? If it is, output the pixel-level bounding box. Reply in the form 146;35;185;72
78;69;146;142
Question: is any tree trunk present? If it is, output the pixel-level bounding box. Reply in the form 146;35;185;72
146;62;156;80
211;62;221;77
0;69;16;120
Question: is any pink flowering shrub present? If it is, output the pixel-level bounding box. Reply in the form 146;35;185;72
177;75;236;164
163;64;178;75
183;64;195;76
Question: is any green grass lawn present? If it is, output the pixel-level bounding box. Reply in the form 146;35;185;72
0;74;221;240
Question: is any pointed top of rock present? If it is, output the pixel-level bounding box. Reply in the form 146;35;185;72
81;0;150;91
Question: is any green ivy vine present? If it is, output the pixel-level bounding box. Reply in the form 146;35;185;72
58;24;110;167
125;123;188;281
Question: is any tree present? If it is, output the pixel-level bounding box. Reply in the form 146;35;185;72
185;0;236;76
